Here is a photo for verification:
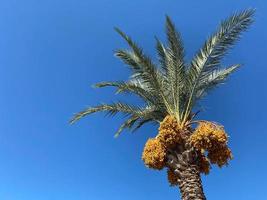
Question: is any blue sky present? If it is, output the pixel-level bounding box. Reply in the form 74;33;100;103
0;0;266;199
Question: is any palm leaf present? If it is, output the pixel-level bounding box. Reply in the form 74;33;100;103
114;28;161;91
115;115;140;137
131;118;155;132
115;28;173;114
196;64;241;99
114;106;165;137
70;102;146;124
155;37;168;72
71;9;254;133
165;16;186;121
94;81;160;105
182;9;254;123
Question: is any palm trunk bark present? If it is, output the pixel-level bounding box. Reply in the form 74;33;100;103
178;165;206;200
167;146;206;200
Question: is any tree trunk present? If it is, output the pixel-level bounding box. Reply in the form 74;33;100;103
178;165;206;200
167;146;206;200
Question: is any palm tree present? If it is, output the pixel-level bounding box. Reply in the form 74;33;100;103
70;9;254;200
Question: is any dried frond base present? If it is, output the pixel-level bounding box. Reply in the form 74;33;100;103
198;154;211;175
142;138;166;170
167;169;179;186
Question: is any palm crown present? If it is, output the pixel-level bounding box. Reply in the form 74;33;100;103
70;9;254;137
71;9;254;199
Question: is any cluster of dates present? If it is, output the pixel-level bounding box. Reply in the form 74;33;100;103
142;116;233;186
142;115;184;170
190;122;233;168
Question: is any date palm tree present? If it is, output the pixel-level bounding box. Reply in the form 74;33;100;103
70;9;254;200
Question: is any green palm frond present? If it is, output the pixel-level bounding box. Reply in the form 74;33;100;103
165;16;185;66
114;28;161;89
196;64;241;99
115;107;164;137
131;118;155;133
115;115;140;137
164;16;186;122
115;28;173;114
70;102;165;136
155;16;187;122
71;9;254;134
94;81;161;106
70;102;147;124
182;9;254;124
115;50;140;69
155;37;168;71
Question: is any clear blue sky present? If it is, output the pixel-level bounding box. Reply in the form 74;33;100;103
0;0;266;199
